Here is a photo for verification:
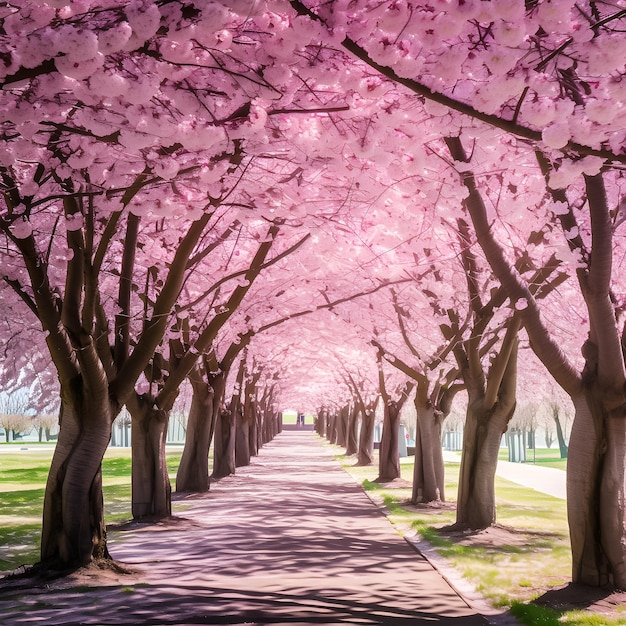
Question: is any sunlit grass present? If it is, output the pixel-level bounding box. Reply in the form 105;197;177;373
511;602;626;625
0;445;184;572
335;442;624;626
498;447;567;471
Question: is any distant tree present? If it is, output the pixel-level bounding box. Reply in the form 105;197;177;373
0;413;32;441
33;413;59;442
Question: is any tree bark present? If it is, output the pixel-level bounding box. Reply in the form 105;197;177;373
236;366;260;466
317;408;327;437
412;401;446;504
336;405;348;447
212;408;237;479
40;389;113;567
457;139;626;585
127;393;171;519
345;403;359;456
552;405;569;459
378;400;402;481
235;407;251;468
249;405;259;457
175;376;215;493
357;403;375;466
328;411;338;444
568;390;626;587
454;330;518;530
271;410;280;439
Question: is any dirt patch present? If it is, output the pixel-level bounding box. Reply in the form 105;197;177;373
432;525;626;621
403;500;457;512
372;477;412;489
437;523;557;549
109;514;201;533
0;559;142;594
532;583;626;621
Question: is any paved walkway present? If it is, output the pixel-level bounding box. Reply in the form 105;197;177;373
443;451;567;500
1;431;508;625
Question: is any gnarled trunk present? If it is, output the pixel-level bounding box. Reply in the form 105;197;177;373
41;386;114;567
568;390;626;588
269;410;279;440
128;394;171;519
249;407;259;457
262;408;273;444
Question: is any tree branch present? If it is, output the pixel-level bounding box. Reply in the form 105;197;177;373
289;0;626;164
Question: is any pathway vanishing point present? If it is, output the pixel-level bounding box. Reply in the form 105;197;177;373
1;431;518;625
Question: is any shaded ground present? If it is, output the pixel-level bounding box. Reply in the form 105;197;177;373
373;490;626;622
1;431;497;625
532;583;626;619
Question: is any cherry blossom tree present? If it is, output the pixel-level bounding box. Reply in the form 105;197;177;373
1;0;624;593
447;133;626;587
288;0;625;586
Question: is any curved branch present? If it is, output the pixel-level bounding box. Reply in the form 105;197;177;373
445;135;581;396
289;0;626;164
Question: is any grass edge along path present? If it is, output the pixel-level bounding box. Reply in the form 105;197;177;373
336;444;626;626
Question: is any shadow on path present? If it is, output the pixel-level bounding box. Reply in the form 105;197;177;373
0;432;495;625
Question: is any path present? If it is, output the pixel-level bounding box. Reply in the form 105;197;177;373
0;431;507;625
443;450;567;499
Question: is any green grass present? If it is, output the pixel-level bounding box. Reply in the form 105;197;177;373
0;445;183;572
498;447;567;471
511;602;626;626
338;445;625;626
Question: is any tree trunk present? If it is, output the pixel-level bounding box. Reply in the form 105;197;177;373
336;405;348;447
455;401;511;529
128;394;171;519
411;402;445;504
317;409;326;437
175;377;215;493
378;400;401;481
249;406;259;457
40;387;114;567
346;404;359;456
453;323;519;530
456;138;626;586
262;408;273;444
256;407;265;451
212;408;237;479
235;406;251;468
357;406;375;466
553;409;569;459
328;412;337;444
568;390;626;588
213;360;245;479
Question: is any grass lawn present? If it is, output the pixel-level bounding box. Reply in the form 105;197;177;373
0;444;184;573
498;446;567;471
340;448;625;626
